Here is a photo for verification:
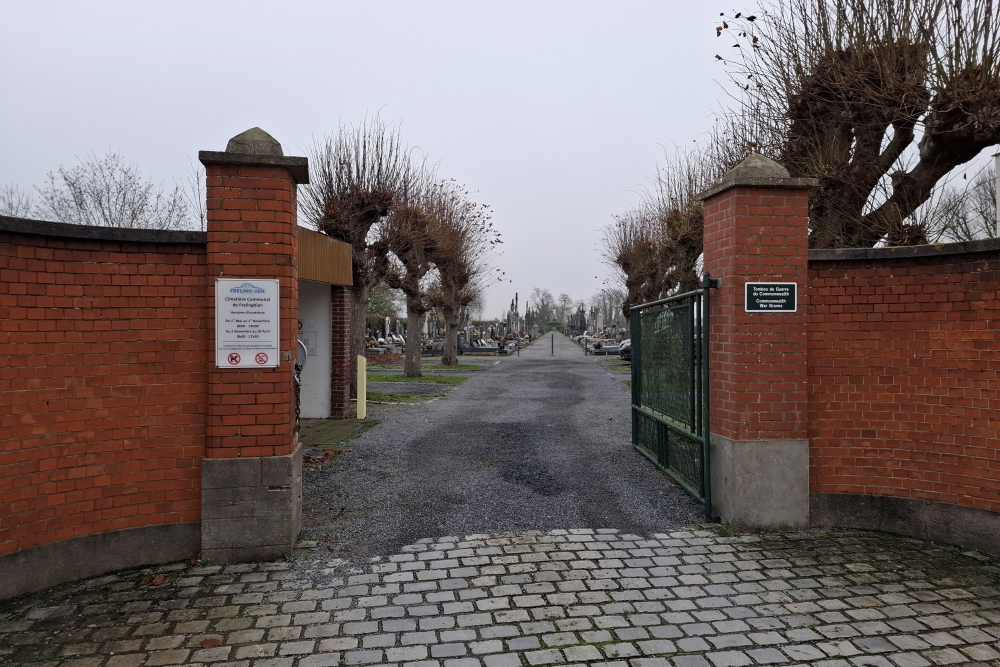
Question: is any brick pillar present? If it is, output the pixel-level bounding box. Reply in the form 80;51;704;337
699;154;817;529
330;285;351;419
198;128;310;562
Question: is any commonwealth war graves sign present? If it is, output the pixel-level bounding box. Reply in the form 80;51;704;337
215;279;280;367
745;282;797;312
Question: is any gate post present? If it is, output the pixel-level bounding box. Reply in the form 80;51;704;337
698;155;816;529
199;128;309;562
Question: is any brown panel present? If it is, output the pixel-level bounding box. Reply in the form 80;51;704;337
298;227;353;286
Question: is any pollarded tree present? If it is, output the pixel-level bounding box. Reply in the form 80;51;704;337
601;145;721;319
382;167;442;377
301;117;413;397
427;185;499;367
601;208;663;319
716;0;1000;247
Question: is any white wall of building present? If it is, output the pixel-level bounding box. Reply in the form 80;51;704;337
299;280;333;419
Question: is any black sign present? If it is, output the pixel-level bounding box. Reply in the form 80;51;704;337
745;282;797;312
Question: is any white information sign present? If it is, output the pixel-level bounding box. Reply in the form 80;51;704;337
215;279;280;368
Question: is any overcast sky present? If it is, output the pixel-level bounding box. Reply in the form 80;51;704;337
0;1;731;318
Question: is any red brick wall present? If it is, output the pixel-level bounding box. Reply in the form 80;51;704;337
205;165;298;458
330;285;351;419
0;232;209;556
808;249;1000;511
703;186;811;441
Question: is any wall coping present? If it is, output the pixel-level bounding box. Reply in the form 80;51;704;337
809;237;1000;262
0;215;207;244
198;151;309;184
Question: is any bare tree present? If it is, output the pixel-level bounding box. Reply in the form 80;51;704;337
32;152;189;230
601;145;721;319
530;288;556;323
601;209;661;319
0;184;34;218
917;163;997;241
177;159;206;232
590;288;627;335
300;117;412;397
427;184;499;366
556;293;574;325
716;0;1000;247
383;167;441;377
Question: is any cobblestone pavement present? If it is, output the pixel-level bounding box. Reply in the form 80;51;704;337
4;527;1000;667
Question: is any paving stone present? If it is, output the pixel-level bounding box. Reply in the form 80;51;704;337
705;650;753;666
432;643;470;658
278;640;316;655
253;658;295;667
62;659;106;667
344;648;385;664
886;653;931;666
319;637;360;651
4;529;1000;667
145;649;191;666
190;645;233;661
298;654;341;667
104;655;146;667
267;626;302;641
443;659;482;667
235;643;277;659
483;651;524;666
523;648;564;665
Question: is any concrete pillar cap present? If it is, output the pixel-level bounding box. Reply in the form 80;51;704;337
726;153;790;179
697;152;818;201
225;127;284;156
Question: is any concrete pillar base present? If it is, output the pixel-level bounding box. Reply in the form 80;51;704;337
710;436;809;529
201;444;302;562
812;493;1000;555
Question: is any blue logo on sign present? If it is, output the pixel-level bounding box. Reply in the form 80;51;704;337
230;282;266;294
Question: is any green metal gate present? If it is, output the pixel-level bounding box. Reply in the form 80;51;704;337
630;273;716;518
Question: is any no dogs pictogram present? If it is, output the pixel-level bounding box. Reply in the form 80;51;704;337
255;352;269;365
227;353;241;365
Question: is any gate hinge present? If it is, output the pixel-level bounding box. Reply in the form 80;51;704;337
703;273;720;289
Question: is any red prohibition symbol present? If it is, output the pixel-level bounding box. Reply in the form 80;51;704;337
227;353;241;365
255;352;269;365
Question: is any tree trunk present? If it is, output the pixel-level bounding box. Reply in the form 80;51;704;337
349;283;369;400
442;304;459;366
404;300;424;377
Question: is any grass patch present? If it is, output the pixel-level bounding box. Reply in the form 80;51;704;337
367;391;442;403
367;373;468;385
300;416;377;450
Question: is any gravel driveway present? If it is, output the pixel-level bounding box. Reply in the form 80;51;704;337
302;334;703;563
